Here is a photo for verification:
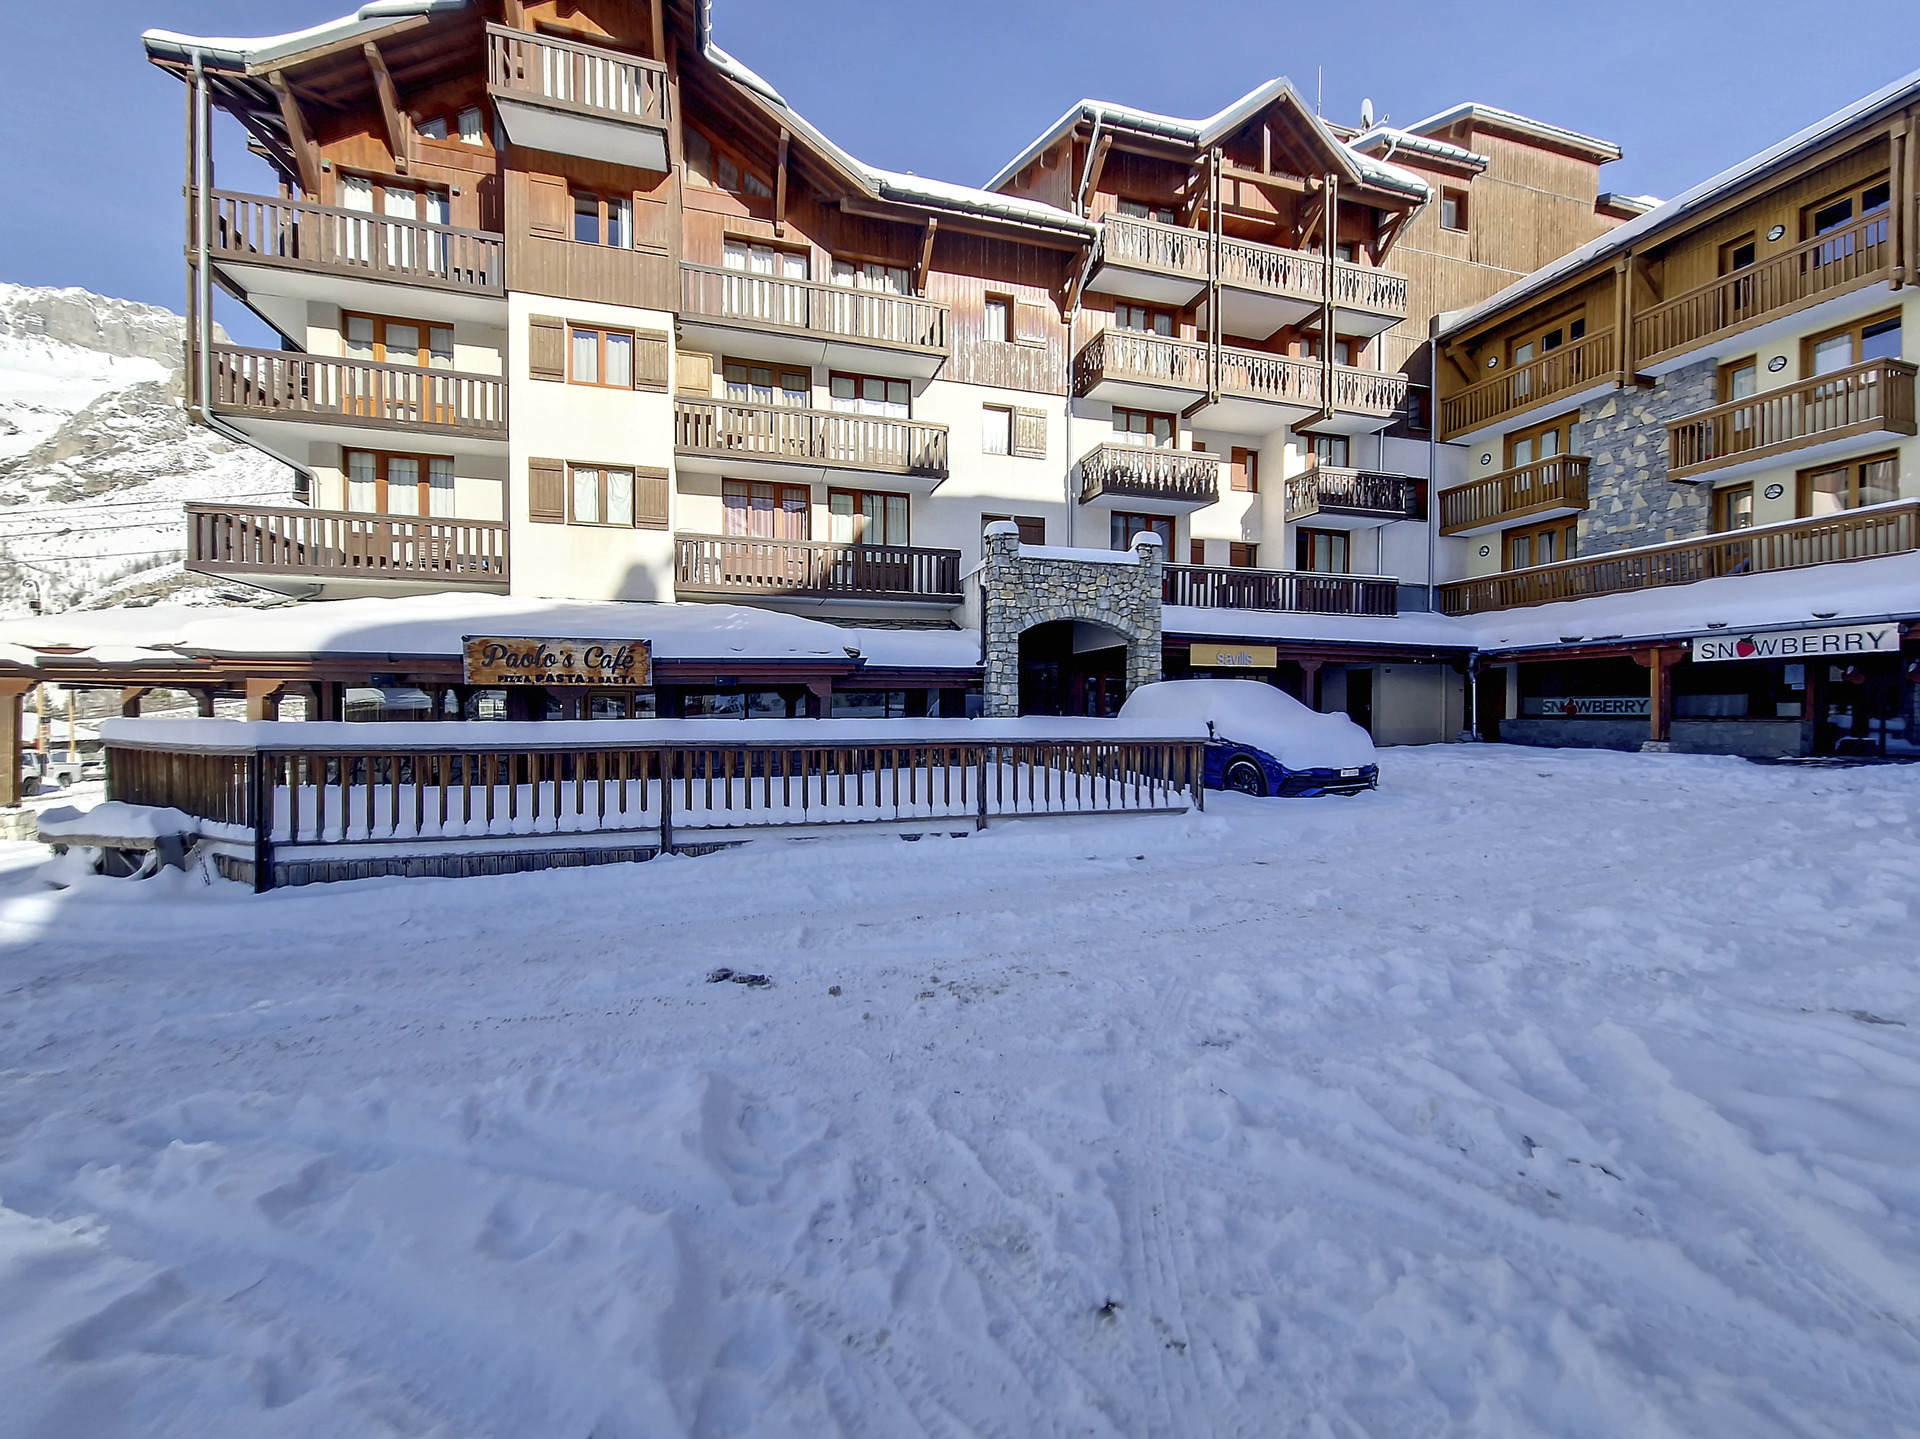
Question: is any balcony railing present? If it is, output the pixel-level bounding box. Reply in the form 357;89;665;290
1634;212;1893;364
186;503;508;587
207;191;503;296
1075;332;1321;408
1440;329;1615;437
208;346;507;438
485;23;669;130
1079;441;1221;507
1163;564;1399;616
674;398;948;479
1330;364;1411;419
1436;500;1920;615
1666;359;1916;482
1439;456;1591;534
1286;467;1423;523
1098;216;1408;317
681;265;949;355
675;535;963;604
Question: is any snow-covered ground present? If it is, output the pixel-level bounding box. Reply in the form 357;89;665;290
3;744;1919;1437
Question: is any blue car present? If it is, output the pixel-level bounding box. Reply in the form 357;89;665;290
1119;678;1379;798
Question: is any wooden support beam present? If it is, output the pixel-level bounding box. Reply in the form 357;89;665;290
1219;164;1312;196
0;680;27;809
120;687;150;719
915;216;939;297
1633;646;1685;746
1892;112;1910;289
1614;255;1632;385
268;72;322;197
1261;122;1272;175
1907;106;1920;287
196;690;217;718
502;0;525;25
1076;131;1114;217
774;128;790;236
649;0;666;63
244;678;287;723
363;42;410;173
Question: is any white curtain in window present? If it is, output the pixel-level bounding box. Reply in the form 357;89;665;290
573;467;600;524
457;107;483;146
572;328;599;384
346;449;377;511
606;469;634;527
338;175;374;263
386;456;420;515
604;333;632;387
428;457;455;518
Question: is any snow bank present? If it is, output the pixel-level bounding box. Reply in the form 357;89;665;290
36;801;199;842
1119;678;1377;768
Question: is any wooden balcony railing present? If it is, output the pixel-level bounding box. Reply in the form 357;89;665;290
675;535;963;603
1330;258;1410;316
1439;456;1591;534
1098;215;1211;284
1437;500;1920;615
1634;212;1893;364
1330;364;1411;418
485;23;669;129
674;398;948;479
1666;359;1916;482
681;265;949;355
1075;330;1212;393
186;503;508;587
208;346;507;437
1286;467;1423;522
1163;564;1399;616
207;191;503;296
1075;333;1397;417
1079;442;1221;507
1097;216;1407;317
1440;329;1615;437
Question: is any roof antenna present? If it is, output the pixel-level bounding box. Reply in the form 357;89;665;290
1315;66;1322;117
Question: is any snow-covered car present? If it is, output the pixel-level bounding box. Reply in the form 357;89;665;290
1118;678;1378;797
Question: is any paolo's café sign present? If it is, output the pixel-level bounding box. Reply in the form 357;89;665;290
463;636;653;687
1691;622;1898;663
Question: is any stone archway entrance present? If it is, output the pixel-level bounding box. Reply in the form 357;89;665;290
1018;619;1131;716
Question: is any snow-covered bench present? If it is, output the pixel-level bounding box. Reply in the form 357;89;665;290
37;802;201;877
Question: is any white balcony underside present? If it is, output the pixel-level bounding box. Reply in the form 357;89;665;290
492;96;669;172
1448;379;1621;450
214;261;506;340
1670;426;1911;487
1444;502;1585;538
1085;261;1206;308
671;448;946;493
211;414;508;468
675;319;946;381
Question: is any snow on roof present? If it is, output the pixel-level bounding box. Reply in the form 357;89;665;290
1404;101;1621;162
1598;192;1662;214
141;0;463;68
1349;126;1489;170
1164;606;1473;651
1439;65;1920;340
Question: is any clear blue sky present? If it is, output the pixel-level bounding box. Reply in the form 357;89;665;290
3;0;1912;314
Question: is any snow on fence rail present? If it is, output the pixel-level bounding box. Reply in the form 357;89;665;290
96;719;1208;890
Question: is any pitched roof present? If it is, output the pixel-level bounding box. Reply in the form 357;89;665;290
1403;102;1621;163
1349;125;1489;171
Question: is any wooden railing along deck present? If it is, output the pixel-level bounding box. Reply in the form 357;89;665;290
485;23;669;129
208;346;508;437
1285;467;1423;522
1079;442;1221;507
1666;359;1916;482
1440;330;1615;437
1437;501;1920;615
1098;216;1408;317
1075;332;1322;408
1163;564;1399;616
681;264;949;355
675;535;963;603
1634;212;1893;364
674;398;948;478
1439;456;1591;534
207;191;503;296
186;503;509;587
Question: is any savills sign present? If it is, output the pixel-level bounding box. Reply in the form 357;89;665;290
463;636;653;687
1692;624;1897;664
1190;642;1278;669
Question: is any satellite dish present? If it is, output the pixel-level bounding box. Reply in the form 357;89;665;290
1360;98;1375;130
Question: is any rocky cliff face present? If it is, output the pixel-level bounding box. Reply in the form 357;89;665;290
0;284;291;615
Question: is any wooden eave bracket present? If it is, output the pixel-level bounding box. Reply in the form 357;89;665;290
915;217;939;296
362;41;409;173
774;128;790;235
267;71;323;196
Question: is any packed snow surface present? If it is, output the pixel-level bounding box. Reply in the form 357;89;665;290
3;745;1920;1436
1119;678;1378;769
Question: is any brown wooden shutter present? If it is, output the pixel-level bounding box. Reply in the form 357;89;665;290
528;315;566;382
1012;407;1047;459
1230;445;1258;492
676;349;715;396
1013;299;1050;347
632;330;670;392
1190;539;1206;565
632;466;670;530
983;513;1046;545
526;174;569;239
528;457;566;523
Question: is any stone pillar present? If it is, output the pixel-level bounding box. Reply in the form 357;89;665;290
1124;531;1165;697
980;523;1025;717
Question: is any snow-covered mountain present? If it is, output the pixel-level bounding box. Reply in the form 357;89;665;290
0;284;292;616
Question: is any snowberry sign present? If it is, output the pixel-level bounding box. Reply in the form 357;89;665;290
1691;624;1897;664
463;637;653;687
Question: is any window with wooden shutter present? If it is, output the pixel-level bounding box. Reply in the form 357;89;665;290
982;513;1046;545
632;330;670;392
1012;407;1047;459
1230;446;1258;492
633;466;670;529
1013;300;1049;347
528;457;565;522
526;174;569;239
676;350;715;395
528;315;566;381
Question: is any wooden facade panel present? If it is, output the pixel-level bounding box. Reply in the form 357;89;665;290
927;232;1073;394
505;157;677;307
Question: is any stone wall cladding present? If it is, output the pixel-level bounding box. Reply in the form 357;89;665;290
976;527;1164;716
1578;358;1716;552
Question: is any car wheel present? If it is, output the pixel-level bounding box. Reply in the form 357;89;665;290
1223;757;1267;797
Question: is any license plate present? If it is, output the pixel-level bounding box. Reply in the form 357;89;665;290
1340;768;1360;778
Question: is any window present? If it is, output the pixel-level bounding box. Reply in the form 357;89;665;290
567;464;637;527
1230;446;1258;493
983;295;1013;342
1303;335;1357;366
831;373;910;419
981;405;1013;455
568;325;635;387
1114;302;1174;336
834;259;913;296
722;239;809;325
1117;198;1179;224
830;489;911;545
1718;358;1758;403
1110;512;1172;551
1803;310;1902;376
723;479;810;539
1190;539;1207;565
1719;234;1756;275
343;313;455;368
1112;408;1175;448
1296;527;1350;573
1506;412;1577;470
982;514;1046;545
1504;517;1578;570
724;361;810;407
1508;313;1587;370
1799;452;1899;516
345;449;455;517
1335;242;1358;263
832;691;921;718
1312;434;1350;468
1440;188;1468;232
1714;484;1755;532
571;191;631;247
416;106;485;146
1803;175;1891;265
418;116;447;141
685;124;773;196
1229;542;1259;569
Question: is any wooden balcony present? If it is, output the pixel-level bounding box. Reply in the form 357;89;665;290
206;191;503;307
485;23;670;170
679;265;950;377
1325;364;1412;431
186;503;508;592
1163;564;1399;616
207;346;507;446
1440;329;1615;439
1436;501;1920;615
673;398;948;487
675;535;963;605
1666;359;1916;483
1440;456;1590;536
1285;467;1424;526
1078;441;1221;511
1634;212;1894;366
1074;331;1322;423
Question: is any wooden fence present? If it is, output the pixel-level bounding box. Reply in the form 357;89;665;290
1163;564;1399;615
